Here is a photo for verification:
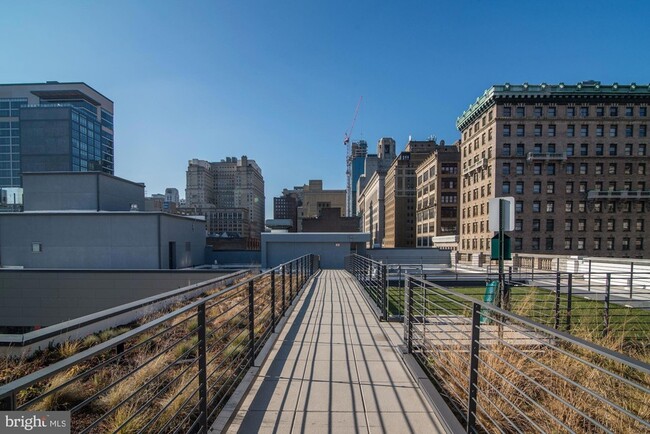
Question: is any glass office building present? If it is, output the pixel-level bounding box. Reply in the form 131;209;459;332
0;82;114;194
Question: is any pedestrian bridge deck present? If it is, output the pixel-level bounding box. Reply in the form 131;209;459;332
223;269;453;433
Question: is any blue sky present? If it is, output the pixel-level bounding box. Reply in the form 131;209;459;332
2;1;650;217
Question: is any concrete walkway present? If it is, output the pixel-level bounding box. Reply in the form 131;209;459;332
226;270;451;434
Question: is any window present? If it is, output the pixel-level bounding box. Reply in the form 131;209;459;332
610;125;618;137
502;143;511;156
639;163;646;175
517;125;525;137
567;106;575;117
595;163;604;175
596;106;604;117
566;182;574;193
515;219;523;231
640;125;647;137
503;125;511;137
607;238;615;250
580;106;589;117
607;219;616;231
566;163;574;174
639;144;647;156
594;202;602;213
565;238;572;250
512;144;524;157
580;144;589;156
516;106;525;117
532;219;541;231
534;163;542;175
636;238;644;250
626;125;633;137
502;181;510;194
625;106;633;116
596;144;604;155
546;219;554;231
547;182;555;194
596;125;604;137
547;163;556;175
608;163;617;175
641;107;647;117
581;125;589;137
502;163;511;175
622;238;630;251
548;143;556;153
31;242;42;253
533;201;541;213
579;163;588;174
579;201;586;213
594;219;602;231
515;201;523;213
503;106;512;117
534;106;542;117
533;143;542;153
534;124;542;136
548;124;556;136
578;219;586;231
533;181;541;194
516;163;524;175
637;219;644;231
515;181;524;194
545;238;554;250
548;107;556;117
577;238;585;250
594;238;601;250
565;201;573;212
565;219;573;231
610;106;618;117
532;238;540;251
546;201;554;212
566;143;575;156
567;124;575;137
579;182;587;193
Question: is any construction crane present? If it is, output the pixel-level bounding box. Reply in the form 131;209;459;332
344;96;363;217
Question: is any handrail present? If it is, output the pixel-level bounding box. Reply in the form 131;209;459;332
0;254;320;434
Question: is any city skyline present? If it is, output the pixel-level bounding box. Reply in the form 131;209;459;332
2;1;650;217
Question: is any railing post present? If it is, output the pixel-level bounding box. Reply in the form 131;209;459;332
271;270;276;332
630;262;634;299
281;265;286;315
248;280;255;366
603;273;611;337
382;264;388;320
467;302;482;434
197;303;208;432
406;276;413;353
588;260;592;292
289;262;294;303
554;272;561;330
566;273;573;332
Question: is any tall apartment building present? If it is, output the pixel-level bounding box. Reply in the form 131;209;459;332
273;195;298;232
384;138;443;248
356;137;396;247
415;141;460;248
0;82;114;195
457;81;650;260
184;156;264;249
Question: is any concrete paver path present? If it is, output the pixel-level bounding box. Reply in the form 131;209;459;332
226;270;450;433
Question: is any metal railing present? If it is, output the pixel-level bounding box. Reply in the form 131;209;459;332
404;275;650;433
0;254;319;433
345;255;388;319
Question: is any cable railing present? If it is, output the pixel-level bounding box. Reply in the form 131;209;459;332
0;254;319;433
404;274;650;434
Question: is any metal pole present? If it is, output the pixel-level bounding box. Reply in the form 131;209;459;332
588;260;592;292
289;262;293;303
197;304;208;432
467;303;482;433
271;270;276;332
499;198;508;310
603;273;611;337
281;265;286;315
566;273;573;332
382;264;388;320
630;262;634;299
248;280;255;366
406;276;413;354
554;272;561;330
